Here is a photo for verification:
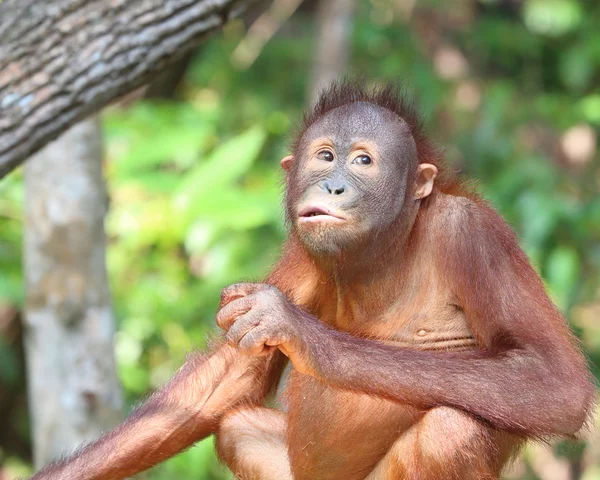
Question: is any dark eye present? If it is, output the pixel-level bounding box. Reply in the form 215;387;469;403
317;150;334;162
353;154;372;166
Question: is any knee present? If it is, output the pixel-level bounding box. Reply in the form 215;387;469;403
419;407;490;455
218;406;278;439
417;407;498;478
216;407;286;463
218;407;255;437
216;407;256;461
375;408;510;480
421;406;479;430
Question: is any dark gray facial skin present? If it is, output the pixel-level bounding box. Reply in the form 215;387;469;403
287;102;418;258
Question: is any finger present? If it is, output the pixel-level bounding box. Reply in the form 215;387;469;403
238;327;271;356
216;295;255;331
245;344;277;357
219;283;264;308
225;311;261;346
238;326;288;357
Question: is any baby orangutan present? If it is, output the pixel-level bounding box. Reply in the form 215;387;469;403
32;81;595;480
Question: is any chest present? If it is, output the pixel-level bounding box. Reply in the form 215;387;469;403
314;274;476;351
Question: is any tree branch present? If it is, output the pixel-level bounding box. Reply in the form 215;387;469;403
0;0;261;179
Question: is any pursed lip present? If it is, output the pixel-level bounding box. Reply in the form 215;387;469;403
297;204;347;223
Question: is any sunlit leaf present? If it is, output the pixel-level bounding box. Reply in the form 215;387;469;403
523;0;583;37
174;126;267;212
180;189;278;233
580;95;600;125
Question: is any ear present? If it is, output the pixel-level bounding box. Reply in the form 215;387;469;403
414;163;438;200
280;155;294;172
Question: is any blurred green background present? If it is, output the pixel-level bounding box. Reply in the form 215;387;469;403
1;0;600;478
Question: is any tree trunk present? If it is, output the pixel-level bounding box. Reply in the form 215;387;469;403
308;0;356;104
0;0;261;179
23;118;123;468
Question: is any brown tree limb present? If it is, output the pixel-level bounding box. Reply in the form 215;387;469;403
0;0;262;179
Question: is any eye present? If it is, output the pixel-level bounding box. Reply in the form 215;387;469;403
352;154;372;166
317;150;334;162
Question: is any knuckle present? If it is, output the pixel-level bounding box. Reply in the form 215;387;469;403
216;305;233;328
220;284;236;298
226;330;238;346
241;329;261;347
221;283;245;298
216;308;228;325
248;299;264;315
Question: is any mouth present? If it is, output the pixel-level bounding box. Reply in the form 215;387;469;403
297;205;347;224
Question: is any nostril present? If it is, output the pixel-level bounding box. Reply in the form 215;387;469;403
321;180;346;195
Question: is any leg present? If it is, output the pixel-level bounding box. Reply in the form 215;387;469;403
366;407;521;480
216;406;293;480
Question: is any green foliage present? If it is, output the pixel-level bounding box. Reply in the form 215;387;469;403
523;0;583;37
1;0;599;478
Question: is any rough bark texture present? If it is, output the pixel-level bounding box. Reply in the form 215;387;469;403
0;0;259;179
23;118;123;468
144;53;195;100
309;0;355;104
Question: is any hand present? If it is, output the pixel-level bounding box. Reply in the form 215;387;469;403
216;283;319;375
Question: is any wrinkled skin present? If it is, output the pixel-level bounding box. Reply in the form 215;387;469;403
286;102;418;257
217;283;321;376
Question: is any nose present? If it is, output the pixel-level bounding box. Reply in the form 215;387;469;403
321;180;346;195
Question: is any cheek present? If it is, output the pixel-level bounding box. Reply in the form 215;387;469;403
290;170;325;199
360;175;407;222
381;164;409;204
286;171;316;208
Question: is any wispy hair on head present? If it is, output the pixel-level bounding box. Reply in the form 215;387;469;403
292;78;463;194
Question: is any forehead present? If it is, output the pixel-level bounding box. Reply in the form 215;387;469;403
302;102;413;148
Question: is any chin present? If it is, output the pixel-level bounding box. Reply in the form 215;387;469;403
295;223;354;258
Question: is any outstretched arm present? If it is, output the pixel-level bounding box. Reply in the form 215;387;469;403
31;345;286;480
29;251;305;480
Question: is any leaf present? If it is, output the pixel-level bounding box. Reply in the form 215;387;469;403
523;0;583;37
580;95;600;125
545;246;580;311
174;126;267;212
559;46;593;91
518;191;558;250
115;124;215;176
181;189;279;236
115;171;182;194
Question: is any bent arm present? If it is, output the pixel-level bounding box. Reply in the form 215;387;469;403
304;202;595;438
310;327;592;437
32;345;286;480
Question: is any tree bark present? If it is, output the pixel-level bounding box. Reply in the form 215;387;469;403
308;0;356;104
0;0;260;179
144;53;195;100
23;118;123;468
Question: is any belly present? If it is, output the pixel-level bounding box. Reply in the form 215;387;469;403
284;372;421;480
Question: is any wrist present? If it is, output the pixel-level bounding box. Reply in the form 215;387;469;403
299;315;340;380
